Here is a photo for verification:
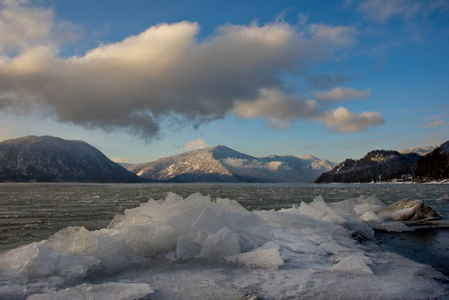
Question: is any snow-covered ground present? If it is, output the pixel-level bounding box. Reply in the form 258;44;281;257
1;193;447;299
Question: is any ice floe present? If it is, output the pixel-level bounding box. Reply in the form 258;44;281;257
0;193;447;299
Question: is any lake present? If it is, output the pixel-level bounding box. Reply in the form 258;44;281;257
1;182;448;299
2;182;448;251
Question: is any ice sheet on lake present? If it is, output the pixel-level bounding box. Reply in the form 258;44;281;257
0;193;447;299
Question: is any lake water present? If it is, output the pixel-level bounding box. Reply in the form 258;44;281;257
1;182;449;299
1;182;448;252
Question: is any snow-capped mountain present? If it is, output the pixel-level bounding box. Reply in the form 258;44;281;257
299;155;335;170
128;145;335;183
399;146;436;156
0;136;142;182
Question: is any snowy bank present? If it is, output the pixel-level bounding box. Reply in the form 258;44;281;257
0;193;447;299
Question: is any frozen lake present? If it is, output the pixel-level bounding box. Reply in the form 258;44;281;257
1;183;449;299
2;182;448;251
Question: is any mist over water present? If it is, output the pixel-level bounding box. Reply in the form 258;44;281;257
1;182;448;252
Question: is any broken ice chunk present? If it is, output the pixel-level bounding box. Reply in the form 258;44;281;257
198;227;241;258
299;201;346;225
184;193;211;208
359;210;384;223
226;245;284;269
329;255;374;275
162;192;184;207
192;207;227;234
176;236;200;261
353;203;384;215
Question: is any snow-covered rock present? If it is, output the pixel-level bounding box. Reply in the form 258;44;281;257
377;199;440;222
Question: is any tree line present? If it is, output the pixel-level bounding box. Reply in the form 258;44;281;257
414;148;449;182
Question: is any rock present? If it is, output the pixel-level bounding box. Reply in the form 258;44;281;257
377;199;440;222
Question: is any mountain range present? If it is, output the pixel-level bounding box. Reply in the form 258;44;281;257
0;135;445;183
128;145;335;183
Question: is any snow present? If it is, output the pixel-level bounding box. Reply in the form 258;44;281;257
226;243;284;269
329;255;374;275
27;283;153;300
0;193;447;299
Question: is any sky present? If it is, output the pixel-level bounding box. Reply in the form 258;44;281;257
0;0;448;164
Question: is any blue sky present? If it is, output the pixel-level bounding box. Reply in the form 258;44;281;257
0;0;448;163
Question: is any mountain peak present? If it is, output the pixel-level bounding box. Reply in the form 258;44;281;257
210;145;229;150
299;155;319;161
129;145;335;183
209;145;255;161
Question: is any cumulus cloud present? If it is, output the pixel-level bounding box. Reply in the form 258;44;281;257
423;120;446;128
0;1;385;139
317;107;385;132
184;139;207;150
0;0;53;52
0;0;78;55
0;19;327;140
314;87;371;102
231;89;318;128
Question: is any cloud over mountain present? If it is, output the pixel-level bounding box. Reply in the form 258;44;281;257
0;1;385;140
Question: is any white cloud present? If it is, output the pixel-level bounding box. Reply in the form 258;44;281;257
423;120;446;128
0;0;78;55
264;161;283;171
308;24;357;47
231;89;318;128
222;158;283;171
111;157;126;163
0;1;385;139
358;0;420;22
0;20;327;140
356;0;448;23
0;0;53;52
317;107;385;132
184;139;207;150
314;87;371;102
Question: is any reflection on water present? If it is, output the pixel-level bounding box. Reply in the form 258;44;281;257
1;182;449;251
